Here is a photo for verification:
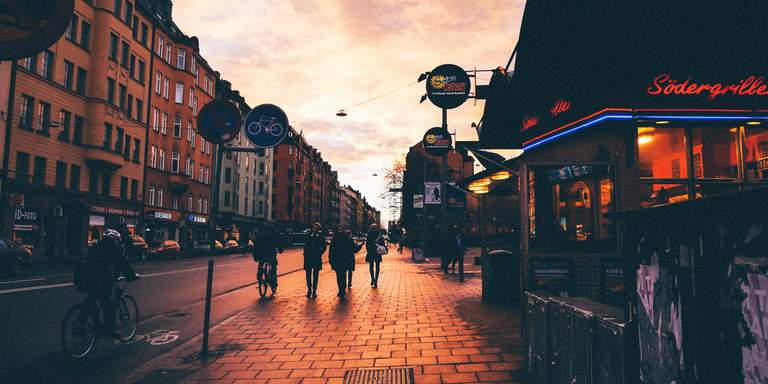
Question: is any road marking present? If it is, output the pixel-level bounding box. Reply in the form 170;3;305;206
0;282;73;294
124;329;180;346
0;278;46;285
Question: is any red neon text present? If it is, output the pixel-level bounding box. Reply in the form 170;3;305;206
550;99;572;116
522;115;539;131
647;74;768;100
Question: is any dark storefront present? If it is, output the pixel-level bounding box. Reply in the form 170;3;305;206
142;209;178;243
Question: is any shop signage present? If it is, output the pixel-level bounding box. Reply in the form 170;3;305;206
197;100;242;145
521;114;539;132
146;210;173;221
91;206;139;217
89;215;105;226
647;74;768;100
424;182;441;205
421;127;452;156
549;99;572;117
13;208;38;231
547;165;593;183
187;214;208;224
243;104;290;149
426;64;471;109
0;0;75;60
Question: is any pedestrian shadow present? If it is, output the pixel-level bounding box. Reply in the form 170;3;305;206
256;295;276;303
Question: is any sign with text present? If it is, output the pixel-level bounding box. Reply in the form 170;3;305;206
244;104;289;149
197;100;242;145
424;182;441;205
422;127;452;157
13;208;38;231
426;64;470;109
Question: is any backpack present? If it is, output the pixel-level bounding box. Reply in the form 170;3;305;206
73;242;113;293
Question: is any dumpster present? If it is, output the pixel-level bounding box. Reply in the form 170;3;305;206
548;297;578;384
569;300;595;384
482;249;520;305
594;307;626;384
525;291;551;384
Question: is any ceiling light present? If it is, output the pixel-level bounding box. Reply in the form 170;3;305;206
655;120;669;125
473;187;490;194
747;121;762;125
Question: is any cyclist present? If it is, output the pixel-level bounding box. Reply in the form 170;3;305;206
77;229;140;338
252;225;283;292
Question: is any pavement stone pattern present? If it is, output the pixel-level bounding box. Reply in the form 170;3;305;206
139;248;524;384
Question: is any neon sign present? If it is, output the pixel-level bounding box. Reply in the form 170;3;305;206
522;114;539;131
647;74;768;100
549;99;572;117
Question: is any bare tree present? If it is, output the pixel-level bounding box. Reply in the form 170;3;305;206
380;156;406;225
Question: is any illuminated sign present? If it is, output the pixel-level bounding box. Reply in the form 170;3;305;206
647;74;768;100
549;99;572;117
426;64;471;109
522;114;539;131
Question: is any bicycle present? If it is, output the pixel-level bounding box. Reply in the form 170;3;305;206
257;258;277;298
247;116;284;137
61;276;139;358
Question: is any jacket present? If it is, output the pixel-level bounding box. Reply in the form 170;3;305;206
329;233;362;271
253;228;283;264
303;231;327;269
366;229;384;263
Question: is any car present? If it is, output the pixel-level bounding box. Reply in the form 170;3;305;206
0;239;31;276
223;239;239;254
192;240;224;256
238;239;254;252
147;239;181;259
127;235;148;260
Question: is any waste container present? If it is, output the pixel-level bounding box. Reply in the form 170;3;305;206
569;299;596;384
594;306;626;384
482;249;520;305
525;291;551;384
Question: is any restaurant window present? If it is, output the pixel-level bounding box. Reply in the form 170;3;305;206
744;125;768;179
690;127;739;179
527;165;615;253
638;126;687;179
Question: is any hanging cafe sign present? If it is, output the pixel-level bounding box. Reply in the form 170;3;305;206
422;127;452;157
647;74;768;100
426;64;471;109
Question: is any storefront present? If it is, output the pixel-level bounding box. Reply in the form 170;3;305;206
184;213;210;244
142;209;179;243
88;205;140;245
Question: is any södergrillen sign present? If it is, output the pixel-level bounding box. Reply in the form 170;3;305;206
426;64;470;109
0;0;75;60
197;100;242;145
422;127;452;157
244;104;289;149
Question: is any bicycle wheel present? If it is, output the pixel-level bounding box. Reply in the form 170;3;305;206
269;123;284;137
258;263;270;298
61;303;97;358
115;295;139;342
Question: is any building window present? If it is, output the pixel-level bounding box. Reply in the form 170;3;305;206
137;59;146;83
129;53;135;78
149;186;155;206
58;109;71;141
132;16;138;39
185;155;191;176
173;116;182;138
40;50;54;80
120;40;129;67
157;35;164;56
159;149;166;171
80;20;91;49
131;179;138;200
176;49;185;70
63;60;74;89
15;152;30;183
259;182;265;195
33;156;47;185
103;123;113;149
161;113;168;134
66;14;78;41
224;191;230;207
36;101;51;134
259;162;265;175
102;173;111;196
133;138;141;163
152;108;159;130
198;198;202;213
225;168;232;183
165;43;171;62
174;83;183;104
76;67;87;96
20;55;37;72
120;176;128;199
155;71;161;94
188;194;193;211
188;88;194;108
88;170;99;194
163;77;169;99
171;152;179;173
188;121;195;144
141;23;148;46
113;0;122;17
19;95;34;129
124;1;133;24
127;95;134;117
114;127;124;152
203;199;208;214
123;133;131;159
108;33;118;60
136;99;143;122
199;164;204;182
55;162;66;189
150;145;157;168
70;165;81;192
118;84;127;108
73;115;84;145
107;77;116;104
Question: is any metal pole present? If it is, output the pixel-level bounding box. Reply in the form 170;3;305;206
422;158;427;262
202;144;224;357
440;109;448;273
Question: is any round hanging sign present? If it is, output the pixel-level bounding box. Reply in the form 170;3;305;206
422;127;452;157
0;0;75;60
197;100;242;145
426;64;471;109
244;104;289;148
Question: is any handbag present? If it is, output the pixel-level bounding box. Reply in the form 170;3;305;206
376;244;388;256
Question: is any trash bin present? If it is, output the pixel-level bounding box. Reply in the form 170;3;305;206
482;249;520;305
525;291;551;384
593;306;627;384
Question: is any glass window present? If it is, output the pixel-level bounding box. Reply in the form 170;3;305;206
690;127;739;179
33;156;47;185
80;20;91;49
109;33;118;60
76;67;87;95
73;115;84;145
744;125;768;179
70;165;81;191
639;183;689;208
638;126;688;179
66;14;78;41
15;152;30;183
63;60;74;89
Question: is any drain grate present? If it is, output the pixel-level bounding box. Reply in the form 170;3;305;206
132;369;195;384
343;368;414;384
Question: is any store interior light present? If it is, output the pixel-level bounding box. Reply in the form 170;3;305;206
747;121;762;125
473;178;491;186
655;120;670;125
468;184;486;191
490;171;511;181
637;135;654;145
637;126;656;134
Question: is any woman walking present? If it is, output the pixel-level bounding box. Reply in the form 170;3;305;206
303;222;326;299
329;226;362;299
366;224;385;288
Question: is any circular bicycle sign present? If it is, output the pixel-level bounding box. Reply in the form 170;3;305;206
244;104;289;148
426;64;471;109
0;0;75;60
422;127;452;156
197;100;242;145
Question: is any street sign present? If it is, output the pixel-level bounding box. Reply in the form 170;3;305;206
422;127;452;156
0;0;75;60
426;64;471;109
425;182;441;205
244;104;289;148
197;100;242;145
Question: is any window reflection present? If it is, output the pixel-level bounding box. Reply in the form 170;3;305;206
638;127;688;178
639;184;689;208
744;126;768;179
690;127;739;178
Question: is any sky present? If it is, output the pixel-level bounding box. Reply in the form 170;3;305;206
173;0;526;223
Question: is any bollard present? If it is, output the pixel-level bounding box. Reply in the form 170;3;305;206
201;258;214;357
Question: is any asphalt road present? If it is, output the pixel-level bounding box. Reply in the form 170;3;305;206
0;247;331;384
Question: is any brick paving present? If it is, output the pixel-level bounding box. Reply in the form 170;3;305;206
133;249;524;384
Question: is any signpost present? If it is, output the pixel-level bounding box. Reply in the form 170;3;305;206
243;104;289;149
0;0;75;60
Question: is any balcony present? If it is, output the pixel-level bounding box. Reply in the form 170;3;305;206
84;147;123;171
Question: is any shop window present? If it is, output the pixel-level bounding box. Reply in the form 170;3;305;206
639;183;689;208
528;165;615;253
744;125;768;179
638;126;688;179
690;127;739;178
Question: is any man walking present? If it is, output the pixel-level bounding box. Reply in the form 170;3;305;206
303;223;326;298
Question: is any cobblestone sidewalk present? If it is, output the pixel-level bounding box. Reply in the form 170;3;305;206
131;251;524;384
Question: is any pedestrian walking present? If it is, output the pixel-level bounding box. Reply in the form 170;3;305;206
448;227;466;281
329;226;363;299
303;222;326;298
366;223;386;288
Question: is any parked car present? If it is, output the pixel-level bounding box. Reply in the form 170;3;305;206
222;239;239;254
192;240;224;256
127;235;148;260
147;240;181;259
238;239;254;252
0;238;31;276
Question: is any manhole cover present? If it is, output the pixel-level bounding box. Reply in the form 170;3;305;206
133;369;195;384
343;368;414;384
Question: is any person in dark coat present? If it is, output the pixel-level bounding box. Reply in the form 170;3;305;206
252;225;283;292
366;223;385;288
329;226;362;299
303;222;326;298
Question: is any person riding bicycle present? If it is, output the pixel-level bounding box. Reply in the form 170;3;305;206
77;229;140;338
252;225;283;292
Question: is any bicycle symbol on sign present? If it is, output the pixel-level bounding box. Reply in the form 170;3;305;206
247;115;284;137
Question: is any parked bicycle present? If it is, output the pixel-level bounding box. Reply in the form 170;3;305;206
61;276;139;358
257;258;277;298
247;116;284;137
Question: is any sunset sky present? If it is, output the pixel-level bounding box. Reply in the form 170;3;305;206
174;0;525;222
